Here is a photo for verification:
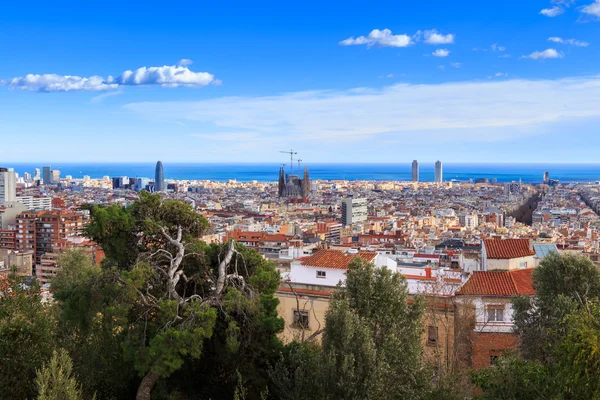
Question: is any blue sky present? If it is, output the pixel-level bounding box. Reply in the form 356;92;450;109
1;0;600;163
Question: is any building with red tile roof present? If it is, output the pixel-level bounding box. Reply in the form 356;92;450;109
456;269;535;297
482;239;536;271
455;268;535;369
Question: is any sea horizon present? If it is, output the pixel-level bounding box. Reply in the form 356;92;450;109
4;162;600;184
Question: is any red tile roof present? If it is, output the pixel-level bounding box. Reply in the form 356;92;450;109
456;269;535;296
301;249;377;270
484;239;535;259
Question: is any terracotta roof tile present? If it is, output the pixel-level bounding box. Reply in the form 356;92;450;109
484;239;535;259
456;269;535;296
301;249;377;270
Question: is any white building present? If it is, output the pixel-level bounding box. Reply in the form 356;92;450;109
0;168;17;205
15;196;53;211
287;249;396;287
481;238;536;271
341;197;368;227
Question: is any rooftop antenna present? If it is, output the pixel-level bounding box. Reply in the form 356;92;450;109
280;149;297;176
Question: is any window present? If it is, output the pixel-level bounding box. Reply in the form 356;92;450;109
316;270;326;279
427;326;438;346
520;261;528;269
487;305;504;322
489;350;502;366
293;310;309;329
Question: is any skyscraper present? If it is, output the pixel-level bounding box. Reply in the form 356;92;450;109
51;169;60;184
0;168;16;205
155;161;165;192
341;197;368;227
434;160;443;183
412;160;419;182
34;168;41;181
43;166;51;185
543;171;549;184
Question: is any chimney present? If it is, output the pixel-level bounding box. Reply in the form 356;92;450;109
529;238;534;252
425;267;432;278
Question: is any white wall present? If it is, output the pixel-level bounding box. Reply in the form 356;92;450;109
287;262;347;287
457;297;516;333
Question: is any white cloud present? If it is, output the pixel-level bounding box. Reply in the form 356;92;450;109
548;36;589;46
540;6;565;16
339;29;414;47
124;75;600;144
582;0;600;16
117;65;215;87
432;49;450;57
498;54;512;58
521;48;563;59
4;61;217;92
177;59;193;66
489;72;508;78
4;74;118;92
423;30;455;44
491;44;506;51
450;62;461;68
386;73;394;78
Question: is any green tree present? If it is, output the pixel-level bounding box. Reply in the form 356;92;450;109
52;250;137;400
62;193;283;400
0;277;56;399
513;252;600;362
322;258;427;400
36;348;91;400
271;258;428;400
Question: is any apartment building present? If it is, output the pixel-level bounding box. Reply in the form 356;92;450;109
13;210;87;274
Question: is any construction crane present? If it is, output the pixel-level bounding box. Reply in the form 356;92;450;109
297;159;302;177
280;149;297;176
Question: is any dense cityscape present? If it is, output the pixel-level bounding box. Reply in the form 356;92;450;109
4;1;600;398
3;157;600;382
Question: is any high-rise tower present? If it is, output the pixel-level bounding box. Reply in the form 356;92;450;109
43;166;51;185
155;161;165;192
412;160;419;182
434;160;443;183
0;168;16;205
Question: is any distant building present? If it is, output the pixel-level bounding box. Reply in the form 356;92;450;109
43;167;51;185
412;160;419;182
155;161;165;192
51;169;60;184
0;168;16;205
34;168;41;181
14;209;87;274
341;197;368;226
136;178;151;192
543;171;549;184
278;166;311;198
434;160;443;183
15;196;52;211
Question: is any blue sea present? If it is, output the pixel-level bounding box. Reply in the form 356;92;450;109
4;163;600;183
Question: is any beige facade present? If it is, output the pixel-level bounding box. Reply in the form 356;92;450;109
276;285;332;343
276;284;457;371
0;248;33;276
486;255;534;271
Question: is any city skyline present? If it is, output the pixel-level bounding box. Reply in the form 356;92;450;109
0;1;599;163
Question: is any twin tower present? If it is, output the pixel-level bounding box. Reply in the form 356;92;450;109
412;160;443;183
